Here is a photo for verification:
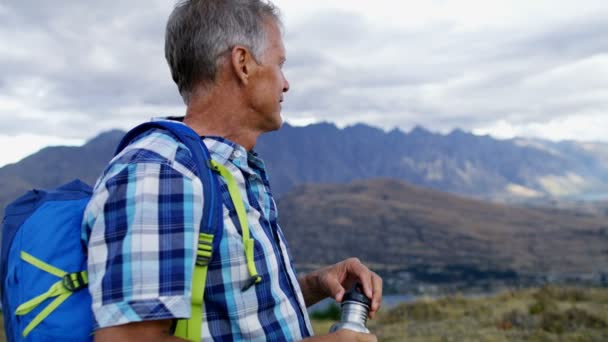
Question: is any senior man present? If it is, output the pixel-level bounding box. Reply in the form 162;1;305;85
84;0;382;341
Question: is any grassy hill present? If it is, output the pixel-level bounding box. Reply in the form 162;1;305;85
311;286;608;341
278;179;608;292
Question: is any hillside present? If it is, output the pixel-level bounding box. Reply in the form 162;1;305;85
311;286;608;341
277;179;608;291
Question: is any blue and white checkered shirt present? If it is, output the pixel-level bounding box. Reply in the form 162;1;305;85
83;127;313;341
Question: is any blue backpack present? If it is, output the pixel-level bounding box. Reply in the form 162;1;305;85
0;121;226;341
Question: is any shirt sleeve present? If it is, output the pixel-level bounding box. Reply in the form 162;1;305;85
84;160;202;329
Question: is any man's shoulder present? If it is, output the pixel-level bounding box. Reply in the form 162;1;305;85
101;128;199;181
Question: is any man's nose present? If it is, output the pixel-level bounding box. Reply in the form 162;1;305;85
282;74;290;93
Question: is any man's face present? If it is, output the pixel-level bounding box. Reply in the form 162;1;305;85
246;19;290;132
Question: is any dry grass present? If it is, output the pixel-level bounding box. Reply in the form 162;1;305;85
312;286;608;341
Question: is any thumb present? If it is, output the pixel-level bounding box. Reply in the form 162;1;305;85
325;276;345;302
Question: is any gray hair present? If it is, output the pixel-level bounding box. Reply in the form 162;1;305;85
165;0;282;104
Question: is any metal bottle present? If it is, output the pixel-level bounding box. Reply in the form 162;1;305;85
329;283;371;334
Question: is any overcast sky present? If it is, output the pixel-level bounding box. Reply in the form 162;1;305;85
0;0;607;166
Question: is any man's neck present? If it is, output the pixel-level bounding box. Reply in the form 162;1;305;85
183;99;262;152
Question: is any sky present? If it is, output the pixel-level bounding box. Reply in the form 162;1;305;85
0;0;607;167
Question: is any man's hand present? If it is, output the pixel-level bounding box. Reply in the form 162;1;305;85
299;258;383;319
304;329;377;342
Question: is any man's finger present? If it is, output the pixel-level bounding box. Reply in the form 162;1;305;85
345;258;374;299
324;274;346;302
369;272;383;317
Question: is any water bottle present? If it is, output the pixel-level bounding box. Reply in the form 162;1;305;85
329;283;371;334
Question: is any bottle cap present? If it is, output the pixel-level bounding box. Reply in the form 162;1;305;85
343;283;371;307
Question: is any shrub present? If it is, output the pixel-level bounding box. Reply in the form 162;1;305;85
535;285;589;302
540;307;607;334
501;309;537;330
382;300;446;324
529;298;557;315
405;301;446;321
529;288;558;315
310;303;341;321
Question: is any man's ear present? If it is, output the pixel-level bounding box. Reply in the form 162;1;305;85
231;45;256;85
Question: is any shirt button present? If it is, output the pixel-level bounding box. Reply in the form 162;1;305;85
233;150;242;158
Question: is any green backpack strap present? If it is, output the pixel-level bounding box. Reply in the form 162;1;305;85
15;251;88;338
174;233;213;341
175;161;261;341
118;120;221;341
210;161;262;290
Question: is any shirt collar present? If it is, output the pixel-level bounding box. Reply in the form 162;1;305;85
202;136;265;177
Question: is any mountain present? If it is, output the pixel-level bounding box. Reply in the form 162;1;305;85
0;130;124;211
276;179;608;291
3;123;608;212
255;123;608;199
510;138;608;199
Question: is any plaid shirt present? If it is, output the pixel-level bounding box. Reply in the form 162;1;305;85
83;127;313;341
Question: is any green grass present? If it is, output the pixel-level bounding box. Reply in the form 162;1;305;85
312;286;608;341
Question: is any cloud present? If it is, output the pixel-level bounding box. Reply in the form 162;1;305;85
280;6;608;136
0;0;181;138
0;133;83;167
0;0;607;149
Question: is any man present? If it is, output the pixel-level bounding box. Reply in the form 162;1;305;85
84;0;382;341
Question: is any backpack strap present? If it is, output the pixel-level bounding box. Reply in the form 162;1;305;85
15;251;89;337
117;120;222;342
118;120;262;341
115;120;223;244
209;160;262;291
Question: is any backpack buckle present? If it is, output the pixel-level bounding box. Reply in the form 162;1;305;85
62;271;88;292
196;233;214;267
195;255;211;267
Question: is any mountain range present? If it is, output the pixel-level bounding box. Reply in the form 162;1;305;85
255;123;608;200
4;122;608;212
